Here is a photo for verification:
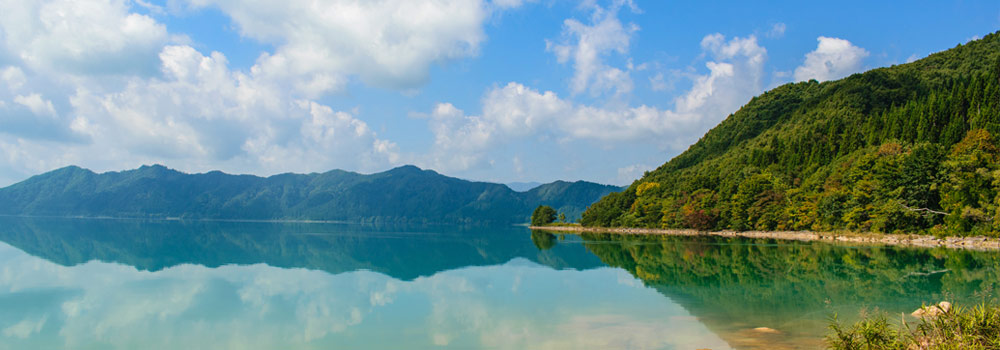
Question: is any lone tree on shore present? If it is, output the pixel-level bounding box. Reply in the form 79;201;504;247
531;205;558;226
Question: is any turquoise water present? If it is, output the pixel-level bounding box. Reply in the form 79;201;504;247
0;217;998;349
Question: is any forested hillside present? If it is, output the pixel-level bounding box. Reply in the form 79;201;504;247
582;31;1000;236
0;165;619;224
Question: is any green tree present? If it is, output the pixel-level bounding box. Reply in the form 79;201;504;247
731;172;785;230
581;190;632;227
558;212;566;223
940;129;1000;235
531;205;558;226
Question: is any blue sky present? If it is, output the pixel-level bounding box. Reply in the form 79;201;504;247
0;0;998;187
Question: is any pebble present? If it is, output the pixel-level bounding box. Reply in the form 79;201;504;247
752;327;781;334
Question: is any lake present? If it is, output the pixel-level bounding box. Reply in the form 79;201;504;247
0;217;997;349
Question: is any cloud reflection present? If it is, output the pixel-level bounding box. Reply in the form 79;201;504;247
0;242;731;349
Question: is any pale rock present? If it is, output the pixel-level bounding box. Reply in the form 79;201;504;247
911;301;951;318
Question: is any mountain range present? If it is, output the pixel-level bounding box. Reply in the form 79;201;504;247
0;164;620;224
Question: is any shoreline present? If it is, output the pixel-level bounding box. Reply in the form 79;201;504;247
529;225;1000;251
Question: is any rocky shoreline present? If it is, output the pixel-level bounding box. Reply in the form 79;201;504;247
529;226;1000;251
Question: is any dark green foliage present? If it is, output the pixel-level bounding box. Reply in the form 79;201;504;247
0;165;620;225
582;32;1000;236
580;190;634;227
531;205;557;226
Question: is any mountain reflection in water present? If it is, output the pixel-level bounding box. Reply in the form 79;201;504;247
0;217;997;349
0;217;727;350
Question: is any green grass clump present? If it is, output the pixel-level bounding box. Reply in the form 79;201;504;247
826;303;1000;349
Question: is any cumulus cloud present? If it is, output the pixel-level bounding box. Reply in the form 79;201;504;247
422;34;768;173
0;49;399;183
0;1;407;183
180;0;506;96
0;69;86;143
0;0;168;76
66;45;398;174
546;0;639;97
793;37;869;82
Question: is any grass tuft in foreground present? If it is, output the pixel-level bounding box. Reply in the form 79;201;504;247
826;303;1000;349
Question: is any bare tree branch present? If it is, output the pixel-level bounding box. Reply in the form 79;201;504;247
900;203;949;216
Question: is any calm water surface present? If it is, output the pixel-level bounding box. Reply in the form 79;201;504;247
0;217;998;349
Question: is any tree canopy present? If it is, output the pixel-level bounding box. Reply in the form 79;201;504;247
531;205;558;226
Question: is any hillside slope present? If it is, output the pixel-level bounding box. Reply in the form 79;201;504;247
0;165;619;224
582;31;1000;236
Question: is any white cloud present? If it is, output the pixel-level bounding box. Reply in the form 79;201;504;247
491;0;536;10
13;94;56;118
649;72;668;92
133;0;166;15
546;1;639;97
182;0;504;96
62;45;399;174
1;317;46;339
0;0;168;76
419;103;498;171
0;0;784;187
767;23;786;38
0;86;85;143
616;163;649;184
0;66;26;91
683;34;766;113
0;0;172;151
0;0;417;186
0;139;72;185
421;33;767;173
793;37;869;82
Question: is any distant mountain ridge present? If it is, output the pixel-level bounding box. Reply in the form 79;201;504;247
0;164;621;224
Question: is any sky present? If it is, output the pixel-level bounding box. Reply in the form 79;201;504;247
0;1;998;187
